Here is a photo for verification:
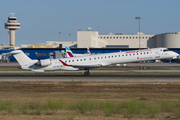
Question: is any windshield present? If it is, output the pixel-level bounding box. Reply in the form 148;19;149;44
163;49;171;52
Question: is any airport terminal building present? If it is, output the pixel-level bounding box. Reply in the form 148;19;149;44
77;29;180;49
5;28;179;49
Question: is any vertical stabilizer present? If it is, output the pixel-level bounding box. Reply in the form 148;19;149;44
87;47;91;55
8;50;34;66
65;46;74;57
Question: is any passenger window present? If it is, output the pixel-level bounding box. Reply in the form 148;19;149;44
109;56;110;58
137;53;138;55
119;55;120;57
112;56;113;58
94;58;96;60
89;58;91;60
80;59;82;61
126;54;128;56
65;61;67;63
69;60;70;62
115;55;117;57
72;60;74;62
84;59;86;61
144;52;145;54
77;59;79;61
101;57;103;59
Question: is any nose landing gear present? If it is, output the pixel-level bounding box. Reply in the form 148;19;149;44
168;59;172;64
84;70;90;76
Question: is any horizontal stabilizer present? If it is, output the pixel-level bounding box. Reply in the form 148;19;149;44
7;50;22;55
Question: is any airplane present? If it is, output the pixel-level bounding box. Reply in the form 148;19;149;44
8;48;179;75
65;46;91;58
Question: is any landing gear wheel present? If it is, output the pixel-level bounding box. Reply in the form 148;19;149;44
87;72;90;75
84;72;88;76
84;70;90;76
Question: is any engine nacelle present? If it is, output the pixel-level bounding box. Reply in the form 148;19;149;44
36;59;51;66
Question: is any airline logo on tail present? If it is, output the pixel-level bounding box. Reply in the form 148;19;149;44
65;46;74;57
87;47;91;55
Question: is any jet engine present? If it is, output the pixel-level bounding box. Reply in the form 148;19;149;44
36;59;51;66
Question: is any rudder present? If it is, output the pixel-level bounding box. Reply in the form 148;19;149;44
8;50;34;66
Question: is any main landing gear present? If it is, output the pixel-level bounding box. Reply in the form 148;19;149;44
84;70;90;76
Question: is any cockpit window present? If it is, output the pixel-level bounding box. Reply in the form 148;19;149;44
163;49;170;52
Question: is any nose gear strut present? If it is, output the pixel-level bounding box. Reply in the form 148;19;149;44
84;69;90;76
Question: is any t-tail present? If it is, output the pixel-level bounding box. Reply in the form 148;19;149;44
65;46;74;57
8;50;38;70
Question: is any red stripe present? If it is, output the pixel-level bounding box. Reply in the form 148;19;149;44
59;60;68;66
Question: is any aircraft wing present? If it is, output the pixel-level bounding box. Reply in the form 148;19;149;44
59;60;101;68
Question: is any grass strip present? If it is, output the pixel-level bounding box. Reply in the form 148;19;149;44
0;99;180;118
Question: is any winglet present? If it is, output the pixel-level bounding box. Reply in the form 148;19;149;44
59;59;68;66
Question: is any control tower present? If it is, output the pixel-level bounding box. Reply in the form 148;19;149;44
5;13;20;46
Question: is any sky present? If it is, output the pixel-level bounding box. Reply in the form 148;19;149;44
0;0;180;45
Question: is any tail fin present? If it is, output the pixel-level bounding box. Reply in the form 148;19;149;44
87;47;91;55
8;50;34;66
65;46;74;57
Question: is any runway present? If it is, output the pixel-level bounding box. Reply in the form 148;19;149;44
1;62;180;82
1;74;180;82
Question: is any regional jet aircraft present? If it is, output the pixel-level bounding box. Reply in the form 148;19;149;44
8;48;179;75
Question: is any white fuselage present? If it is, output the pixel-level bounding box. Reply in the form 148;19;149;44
23;48;178;72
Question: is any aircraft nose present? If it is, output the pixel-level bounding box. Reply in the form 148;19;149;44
174;52;179;57
172;52;179;59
